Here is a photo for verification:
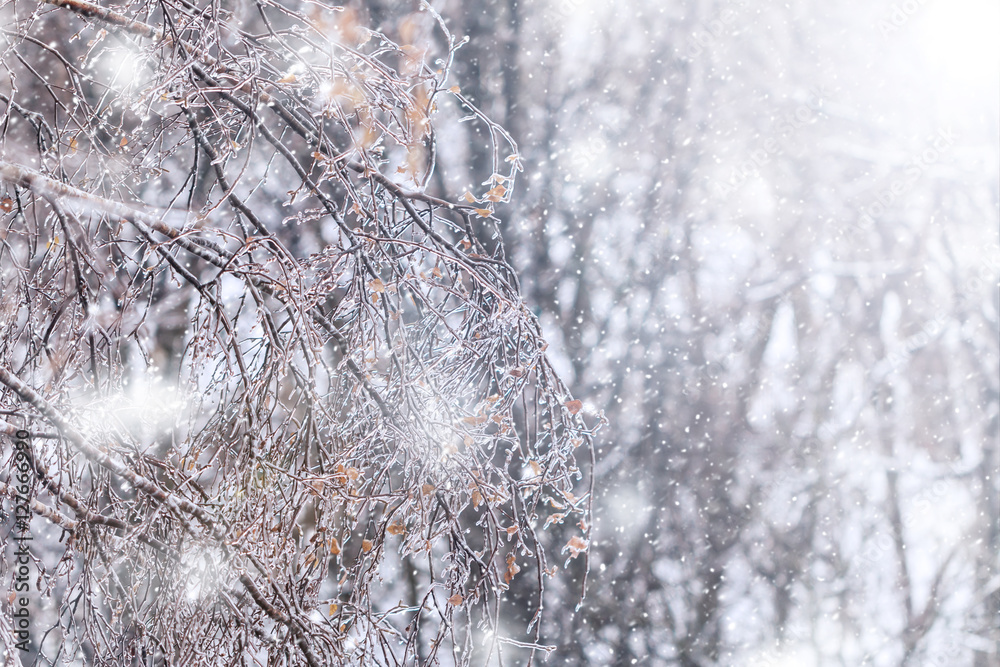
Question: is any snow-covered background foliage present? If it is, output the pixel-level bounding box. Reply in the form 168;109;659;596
424;0;998;665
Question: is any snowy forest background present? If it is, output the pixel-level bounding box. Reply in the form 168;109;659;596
0;0;997;666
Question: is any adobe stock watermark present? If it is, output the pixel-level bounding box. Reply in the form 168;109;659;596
681;0;750;60
816;244;998;441
855;471;956;569
545;0;586;22
878;245;1000;375
750;624;814;667
845;128;956;242
925;636;965;666
9;428;33;652
714;83;835;198
876;0;930;38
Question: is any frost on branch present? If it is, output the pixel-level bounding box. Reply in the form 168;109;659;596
0;1;596;664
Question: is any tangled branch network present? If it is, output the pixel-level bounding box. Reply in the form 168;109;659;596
0;0;597;664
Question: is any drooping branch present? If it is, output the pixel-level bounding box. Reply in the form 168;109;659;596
0;1;596;664
0;364;325;665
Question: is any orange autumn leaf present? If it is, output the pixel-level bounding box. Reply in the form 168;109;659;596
332;7;368;46
400;44;426;74
361;539;373;552
565;399;583;415
484;185;507;202
329;537;341;555
447;593;464;606
504;553;521;583
369;278;386;293
386;521;406;535
564;535;589;558
474;208;493;218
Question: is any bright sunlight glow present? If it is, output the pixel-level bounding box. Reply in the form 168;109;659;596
76;374;185;443
914;0;1000;86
